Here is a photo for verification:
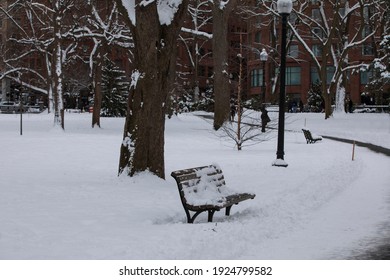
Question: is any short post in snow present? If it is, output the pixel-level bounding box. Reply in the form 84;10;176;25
272;0;292;168
19;92;23;136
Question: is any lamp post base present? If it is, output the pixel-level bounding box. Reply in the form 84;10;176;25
272;159;288;167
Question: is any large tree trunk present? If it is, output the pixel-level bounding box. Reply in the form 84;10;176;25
319;57;332;119
52;37;64;128
319;74;332;119
92;51;104;128
116;0;188;179
212;0;237;130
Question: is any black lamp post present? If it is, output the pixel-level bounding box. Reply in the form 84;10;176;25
273;0;292;167
260;48;268;105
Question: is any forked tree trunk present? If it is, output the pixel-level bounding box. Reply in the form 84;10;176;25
116;0;188;179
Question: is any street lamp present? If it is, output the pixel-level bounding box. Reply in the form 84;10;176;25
272;0;292;167
260;48;268;105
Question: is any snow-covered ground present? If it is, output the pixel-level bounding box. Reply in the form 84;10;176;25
0;111;389;259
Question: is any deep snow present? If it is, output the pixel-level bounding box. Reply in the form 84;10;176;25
0;111;389;259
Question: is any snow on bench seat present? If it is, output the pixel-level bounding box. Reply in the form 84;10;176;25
171;164;255;223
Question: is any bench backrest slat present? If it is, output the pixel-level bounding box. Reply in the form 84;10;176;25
171;165;227;205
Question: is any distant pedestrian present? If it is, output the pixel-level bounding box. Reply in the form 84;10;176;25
261;106;270;132
230;101;236;122
348;99;353;113
299;100;304;112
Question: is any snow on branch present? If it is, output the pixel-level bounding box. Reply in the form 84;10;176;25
181;27;212;39
121;0;184;25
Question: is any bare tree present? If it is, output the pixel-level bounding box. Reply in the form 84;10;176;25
289;0;380;118
239;1;299;104
359;0;389;105
218;108;275;150
178;0;212;100
1;0;88;128
83;1;132;128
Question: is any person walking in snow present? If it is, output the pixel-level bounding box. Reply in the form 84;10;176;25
261;106;270;132
230;100;236;122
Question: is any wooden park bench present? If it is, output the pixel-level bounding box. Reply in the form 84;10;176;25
302;128;322;144
171;164;256;223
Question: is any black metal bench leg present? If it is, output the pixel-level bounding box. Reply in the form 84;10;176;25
225;206;232;216
208;210;216;222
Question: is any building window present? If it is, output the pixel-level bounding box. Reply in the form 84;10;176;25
250;69;263;87
288;45;299;58
312;44;322;57
310;66;335;85
326;66;335;84
312;8;321;22
286;67;301;85
363;6;369;20
255;15;262;28
312;27;323;39
289;12;298;24
362;44;374;55
362;25;372;37
360;69;373;85
338;7;346;17
311;67;320;84
255;32;261;43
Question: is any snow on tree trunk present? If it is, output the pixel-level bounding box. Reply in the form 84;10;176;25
53;40;64;128
282;0;381;119
116;0;189;179
334;85;346;114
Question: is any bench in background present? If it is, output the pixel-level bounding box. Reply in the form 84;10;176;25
302;128;322;144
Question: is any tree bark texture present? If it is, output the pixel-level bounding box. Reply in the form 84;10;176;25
116;0;188;179
52;32;64;128
212;0;237;130
320;65;332;119
92;50;104;128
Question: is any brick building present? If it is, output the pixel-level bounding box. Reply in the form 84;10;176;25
177;0;386;110
1;1;387;110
